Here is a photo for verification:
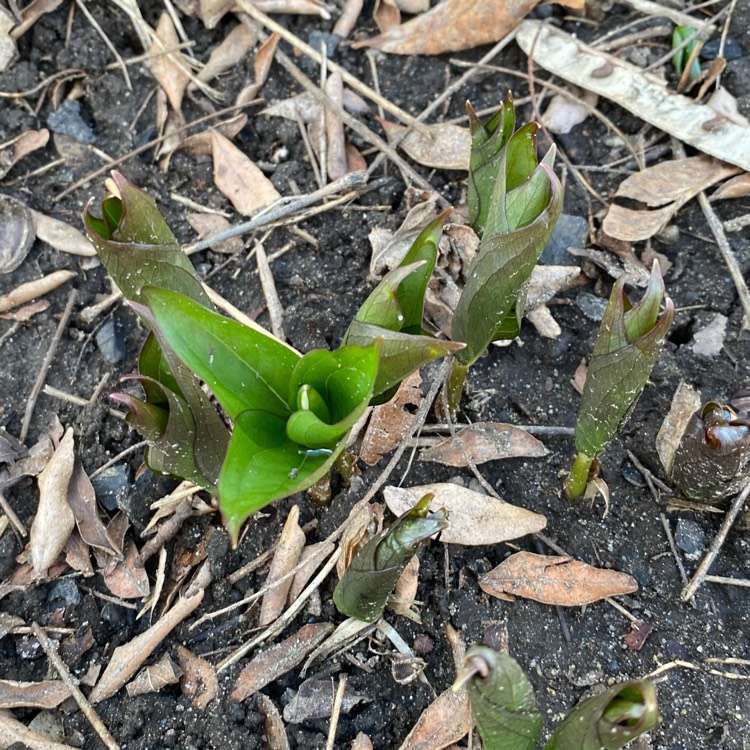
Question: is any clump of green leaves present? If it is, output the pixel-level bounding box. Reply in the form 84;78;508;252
566;262;674;500
333;494;448;622
457;644;659;750
86;172;455;544
447;93;563;412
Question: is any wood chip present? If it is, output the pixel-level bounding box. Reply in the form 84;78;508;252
479;552;638;606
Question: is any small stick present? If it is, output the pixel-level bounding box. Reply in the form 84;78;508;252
0;490;27;538
89;440;149;480
20;289;77;443
255;242;286;341
31;622;121;750
682;479;750;601
659;513;689;587
0;270;76;314
333;0;363;37
42;384;125;419
704;574;750;589
620;0;718;30
325;674;347;750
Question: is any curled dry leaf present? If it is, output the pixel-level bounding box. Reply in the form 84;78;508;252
352;733;374;750
211;130;281;216
0;708;77;750
230;622;334;702
360;371;423;465
259;505;306;627
389;553;421;622
479;552;638;606
0;128;49;179
30;427;76;578
125;652;182;697
0;193;35;274
712;172;750;201
337;502;385;578
148;13;190;113
30;210;95;257
398;684;471;750
418;422;548;467
257;693;290;750
0;679;71;709
236;31;280;105
362;0;540;55
384;484;546;546
380;119;470;171
177;645;219;710
197;23;257;84
100;538;149;599
187;213;242;254
656;381;701;478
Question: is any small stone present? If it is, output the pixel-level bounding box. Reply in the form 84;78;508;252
47;578;81;610
47;100;96;144
576;291;608;321
308;30;340;58
701;37;743;61
621;459;647;488
91;463;130;512
95;318;126;363
675;519;707;560
540;213;589;264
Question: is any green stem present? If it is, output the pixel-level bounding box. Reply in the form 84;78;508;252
445;358;469;417
565;451;593;500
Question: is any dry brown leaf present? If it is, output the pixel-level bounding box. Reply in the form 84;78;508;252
230;622;334;702
479;552;638;606
30;427;75;578
381;119;470;170
148;13;190;113
398;684;471;749
198;0;235;28
287;540;335;603
360;371;422;465
90;562;212;704
63;531;94;577
187;213;242;254
390;554;420;622
326;71;348;181
171;114;247;157
707;87;750;128
257;693;290;750
0;129;49;178
0;679;71;709
384;484;546;546
283;677;369;723
30;210;95;257
352;734;374;750
125;652;182;697
101;538;149;599
712;172;750;201
541;90;597;134
177;645;219;709
656;382;701;478
362;0;539;55
259;505;306;627
197;23;257;84
211;130;281;216
419;422;548;467
692;313;728;358
337;503;384;578
236;32;280;105
0;708;75;750
374;0;401;33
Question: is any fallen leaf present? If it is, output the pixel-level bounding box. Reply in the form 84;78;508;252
259;505;306;627
257;693;290;750
198;0;235;28
479;552;638;606
542;90;597;134
148;13;190;113
125;652;182;697
283;677;369;723
656;382;702;478
197;22;257;84
361;0;540;55
707;87;750;128
337;503;385;579
360;371;423;465
326;71;348;181
0;679;71;709
100;538;149;599
691;313;728;357
352;734;374;750
230;622;334;702
516;20;750;172
418;422;548;466
380;119;470;170
373;0;401;34
287;540;336;603
0;129;49;179
712;172;750;201
187;213;242;254
0;708;76;750
252;0;330;16
398;684;471;749
384;484;547;545
30;427;76;578
30;210;95;257
395;0;430;11
623;620;653;651
0;7;17;73
390;554;421;622
177;645;219;709
211;130;281;215
0;193;35;274
90;562;211;703
236;31;280;105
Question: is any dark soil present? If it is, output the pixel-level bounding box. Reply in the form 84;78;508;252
1;2;750;749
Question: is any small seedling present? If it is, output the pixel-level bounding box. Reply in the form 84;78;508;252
566;261;674;500
456;644;659;750
672;25;702;83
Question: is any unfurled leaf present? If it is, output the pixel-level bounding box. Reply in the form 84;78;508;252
544;680;659;749
479;552;638;606
333;495;448;623
566;262;673;499
456;645;543;750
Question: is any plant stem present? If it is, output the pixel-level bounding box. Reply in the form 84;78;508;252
566;451;593;500
446;358;469;417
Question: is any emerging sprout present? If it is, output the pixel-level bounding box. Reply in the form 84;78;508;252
566;262;674;500
333;494;448;623
670;399;750;501
672;25;701;83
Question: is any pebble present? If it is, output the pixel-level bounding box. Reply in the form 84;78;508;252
47;578;81;609
540;213;589;265
95;318;126;363
91;463;130;512
308;30;341;58
621;459;648;488
675;519;707;560
576;291;608;321
701;37;743;61
47;100;96;144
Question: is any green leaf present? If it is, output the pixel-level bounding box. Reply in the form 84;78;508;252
672;26;701;82
84;171;209;308
573;262;674;462
353;262;426;332
218;410;345;545
286;344;380;448
344;320;463;398
141;287;300;420
544;681;659;750
333;495;448;622
457;645;543;750
453;161;563;366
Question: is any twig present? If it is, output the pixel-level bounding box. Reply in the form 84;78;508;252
31;622;120;750
620;0;718;35
254;242;286;341
325;674;347;750
20;289;77;443
681;479;750;601
89;440;149;479
42;384;125;419
659;513;689;587
704;574;750;589
0;491;27;538
0;270;76;314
